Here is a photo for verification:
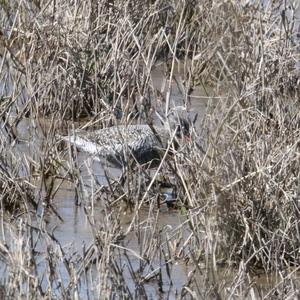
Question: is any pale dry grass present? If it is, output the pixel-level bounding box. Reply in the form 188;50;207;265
0;0;299;299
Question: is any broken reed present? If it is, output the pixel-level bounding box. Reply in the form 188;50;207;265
0;0;300;299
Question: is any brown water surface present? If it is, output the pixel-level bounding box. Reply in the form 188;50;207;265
4;63;211;298
7;62;282;299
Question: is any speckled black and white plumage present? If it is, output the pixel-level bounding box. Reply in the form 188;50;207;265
62;117;190;166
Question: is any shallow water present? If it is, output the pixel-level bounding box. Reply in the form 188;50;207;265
54;64;207;298
0;63;210;298
2;55;298;297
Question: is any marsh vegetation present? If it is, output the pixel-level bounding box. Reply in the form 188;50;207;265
0;0;300;299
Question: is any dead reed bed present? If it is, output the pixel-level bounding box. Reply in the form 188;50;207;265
0;0;300;298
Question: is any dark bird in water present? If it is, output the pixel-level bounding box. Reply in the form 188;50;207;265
61;115;191;167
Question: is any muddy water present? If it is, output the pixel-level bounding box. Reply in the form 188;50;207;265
15;62;280;299
3;63;211;298
6;60;294;298
44;64;210;298
11;61;274;299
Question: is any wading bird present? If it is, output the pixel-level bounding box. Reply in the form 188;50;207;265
61;114;191;167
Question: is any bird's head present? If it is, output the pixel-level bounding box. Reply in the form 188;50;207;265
172;117;191;141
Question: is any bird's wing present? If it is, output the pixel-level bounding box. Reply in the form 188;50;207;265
63;125;163;159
